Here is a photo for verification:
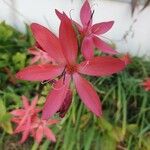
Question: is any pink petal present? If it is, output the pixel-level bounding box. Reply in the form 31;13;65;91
91;21;114;35
35;125;43;143
30;23;65;64
93;36;117;54
21;95;29;109
19;118;31;144
11;118;21;124
44;127;56;142
19;130;29;144
16;64;64;81
73;73;102;116
15;116;28;132
78;56;126;76
80;0;92;27
55;9;82;32
28;48;39;55
11;109;25;116
58;89;72;118
42;75;71;120
14;124;26;133
47;120;59;126
55;9;65;20
81;37;94;60
59;13;78;64
30;56;40;65
31;95;38;108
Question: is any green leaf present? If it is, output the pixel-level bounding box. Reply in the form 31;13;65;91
12;52;26;69
0;100;13;134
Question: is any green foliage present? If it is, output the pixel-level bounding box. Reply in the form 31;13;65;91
0;100;12;134
0;22;150;150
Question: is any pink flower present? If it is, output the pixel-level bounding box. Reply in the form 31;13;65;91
28;46;54;65
16;15;126;120
11;95;40;143
11;96;58;144
31;118;59;143
56;0;117;60
142;78;150;91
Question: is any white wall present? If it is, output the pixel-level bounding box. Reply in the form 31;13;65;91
0;0;150;57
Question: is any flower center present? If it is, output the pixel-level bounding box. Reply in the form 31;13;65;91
66;65;77;74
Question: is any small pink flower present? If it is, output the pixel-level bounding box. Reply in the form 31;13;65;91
56;0;117;60
11;96;58;144
142;78;150;91
28;46;54;65
16;15;126;120
11;95;40;143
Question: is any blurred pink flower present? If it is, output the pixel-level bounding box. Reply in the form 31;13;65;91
16;15;126;120
11;96;58;144
142;78;150;91
11;95;40;143
31;118;59;143
28;46;54;65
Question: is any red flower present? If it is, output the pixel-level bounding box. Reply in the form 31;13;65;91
11;95;40;143
56;0;117;60
142;78;150;91
16;15;125;120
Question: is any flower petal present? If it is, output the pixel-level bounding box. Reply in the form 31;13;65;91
42;75;71;120
21;95;29;109
31;95;38;108
81;37;94;60
19;118;31;144
30;23;65;63
78;56;125;76
16;64;64;81
10;109;25;116
80;0;92;27
73;73;102;116
59;12;78;64
35;126;43;143
47;120;59;126
55;9;82;32
44;127;56;142
92;21;114;35
55;9;65;20
93;36;117;54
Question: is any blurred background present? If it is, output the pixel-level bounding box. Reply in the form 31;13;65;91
0;0;150;57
